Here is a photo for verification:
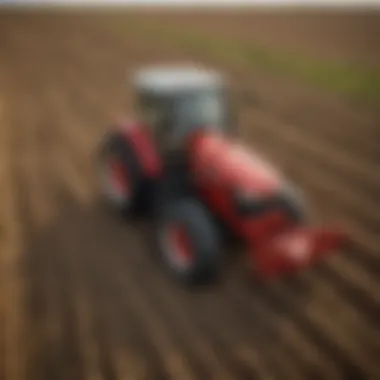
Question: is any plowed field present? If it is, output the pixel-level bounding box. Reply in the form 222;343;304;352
0;10;379;380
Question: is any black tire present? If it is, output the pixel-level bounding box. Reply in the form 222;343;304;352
156;198;221;285
98;131;146;217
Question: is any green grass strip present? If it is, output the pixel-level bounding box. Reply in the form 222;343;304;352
112;19;380;106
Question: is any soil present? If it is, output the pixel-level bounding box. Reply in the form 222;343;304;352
0;11;379;380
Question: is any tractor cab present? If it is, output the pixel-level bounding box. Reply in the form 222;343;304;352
133;65;234;154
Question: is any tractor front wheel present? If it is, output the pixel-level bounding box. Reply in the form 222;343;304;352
157;199;221;285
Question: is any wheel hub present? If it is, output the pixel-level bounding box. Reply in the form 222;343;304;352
161;224;193;271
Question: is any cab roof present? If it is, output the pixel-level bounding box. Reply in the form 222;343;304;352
132;64;225;95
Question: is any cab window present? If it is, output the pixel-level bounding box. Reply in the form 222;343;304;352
172;89;230;139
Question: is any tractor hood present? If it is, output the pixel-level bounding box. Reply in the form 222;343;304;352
188;131;283;197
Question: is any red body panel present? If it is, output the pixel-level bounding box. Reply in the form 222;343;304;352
117;119;162;178
189;131;281;196
188;131;282;234
187;131;348;279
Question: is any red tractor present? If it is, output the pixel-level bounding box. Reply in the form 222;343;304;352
98;64;347;284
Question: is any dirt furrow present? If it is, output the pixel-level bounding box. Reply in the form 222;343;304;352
23;236;71;380
78;214;204;380
235;268;377;379
246;111;380;211
0;84;25;380
1;24;67;380
270;101;380;166
13;92;53;227
58;224;106;380
3;20;60;232
198;265;319;378
49;94;93;205
48;85;97;172
280;294;378;378
223;270;351;379
261;283;378;379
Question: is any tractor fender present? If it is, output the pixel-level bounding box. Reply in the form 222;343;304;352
115;119;162;179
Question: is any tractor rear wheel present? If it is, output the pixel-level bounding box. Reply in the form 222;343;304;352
98;132;144;217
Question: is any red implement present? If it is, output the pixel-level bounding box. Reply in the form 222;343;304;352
247;213;348;277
